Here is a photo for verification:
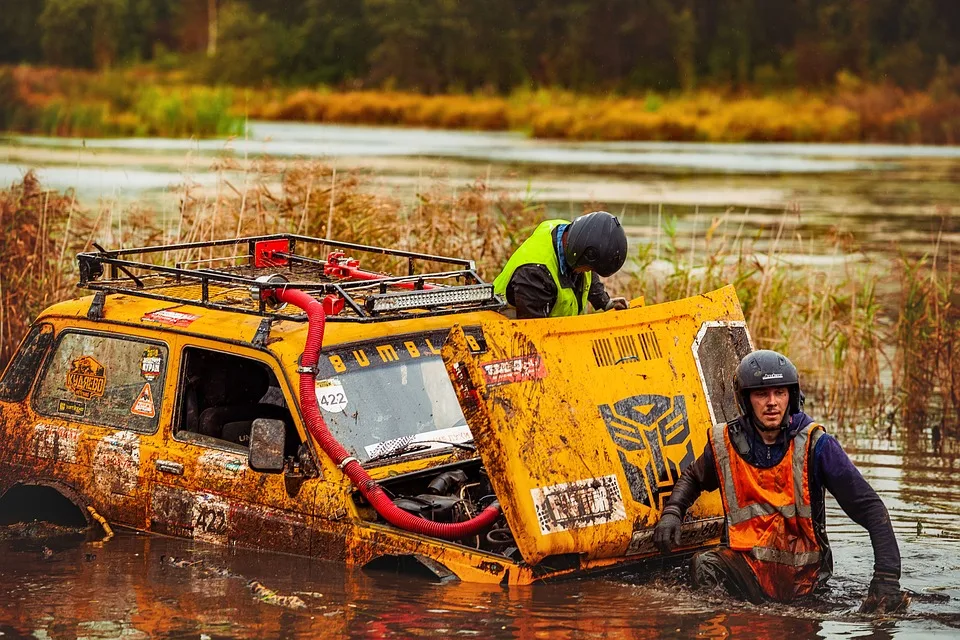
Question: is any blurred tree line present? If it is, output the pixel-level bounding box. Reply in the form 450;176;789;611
1;0;959;93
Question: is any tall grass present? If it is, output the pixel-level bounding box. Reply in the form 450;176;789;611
0;172;77;365
893;231;960;449
619;208;889;429
0;165;954;444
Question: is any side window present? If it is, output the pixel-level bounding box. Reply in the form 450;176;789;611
34;332;168;433
176;347;298;456
0;323;54;402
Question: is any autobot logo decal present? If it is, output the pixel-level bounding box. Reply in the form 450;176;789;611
599;394;695;511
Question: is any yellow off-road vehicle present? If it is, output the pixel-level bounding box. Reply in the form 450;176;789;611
0;234;752;584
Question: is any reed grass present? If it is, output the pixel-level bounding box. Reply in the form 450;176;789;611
3;65;960;144
0;164;954;444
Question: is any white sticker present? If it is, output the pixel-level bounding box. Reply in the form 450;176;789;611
93;432;140;497
364;425;473;458
315;378;348;413
193;493;230;545
531;474;627;535
33;423;80;463
199;451;246;478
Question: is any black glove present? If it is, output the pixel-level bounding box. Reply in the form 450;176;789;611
653;512;682;552
604;297;628;312
860;571;910;614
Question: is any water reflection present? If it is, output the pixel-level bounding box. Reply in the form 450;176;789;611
0;518;956;639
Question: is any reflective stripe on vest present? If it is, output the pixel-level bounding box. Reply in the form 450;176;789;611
709;421;825;600
493;219;592;317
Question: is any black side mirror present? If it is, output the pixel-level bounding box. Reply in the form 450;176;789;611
249;418;286;472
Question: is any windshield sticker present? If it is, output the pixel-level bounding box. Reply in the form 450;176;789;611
58;399;86;416
33;423;80;463
140;346;163;380
131;383;156;418
364;425;473;459
481;354;547;387
320;327;485;377
531;475;627;535
66;356;106;399
142;309;200;327
315;378;348;413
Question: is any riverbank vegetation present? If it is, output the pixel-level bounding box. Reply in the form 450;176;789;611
3;1;960;143
1;167;956;443
4;65;960;144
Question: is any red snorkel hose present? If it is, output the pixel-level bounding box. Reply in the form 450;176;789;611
274;288;502;540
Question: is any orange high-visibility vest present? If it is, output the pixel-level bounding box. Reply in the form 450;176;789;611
709;421;825;602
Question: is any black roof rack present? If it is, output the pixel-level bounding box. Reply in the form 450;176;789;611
77;234;504;323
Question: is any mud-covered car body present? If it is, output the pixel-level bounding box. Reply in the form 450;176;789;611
0;234;752;584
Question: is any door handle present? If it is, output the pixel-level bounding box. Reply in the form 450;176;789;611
155;460;184;475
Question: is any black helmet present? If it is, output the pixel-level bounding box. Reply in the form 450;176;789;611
734;349;802;418
563;211;628;277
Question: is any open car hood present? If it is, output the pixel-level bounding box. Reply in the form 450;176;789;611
442;285;753;565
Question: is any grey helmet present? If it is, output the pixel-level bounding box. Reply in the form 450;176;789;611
734;349;803;418
563;211;628;277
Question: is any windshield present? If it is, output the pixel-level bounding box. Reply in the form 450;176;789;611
313;329;483;462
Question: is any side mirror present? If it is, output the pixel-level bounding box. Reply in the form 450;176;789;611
249;418;286;472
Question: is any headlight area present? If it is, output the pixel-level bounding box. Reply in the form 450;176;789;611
353;459;517;558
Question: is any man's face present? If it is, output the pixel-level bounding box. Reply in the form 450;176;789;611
749;386;790;429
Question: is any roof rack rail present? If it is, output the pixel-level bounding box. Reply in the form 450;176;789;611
77;234;504;323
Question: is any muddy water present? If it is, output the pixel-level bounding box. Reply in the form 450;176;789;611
1;125;959;637
0;440;956;639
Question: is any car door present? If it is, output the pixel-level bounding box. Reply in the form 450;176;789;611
147;336;319;555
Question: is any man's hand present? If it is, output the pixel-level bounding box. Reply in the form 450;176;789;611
653;512;682;552
860;572;910;614
604;297;628;312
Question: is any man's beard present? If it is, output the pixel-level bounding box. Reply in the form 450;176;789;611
751;411;788;432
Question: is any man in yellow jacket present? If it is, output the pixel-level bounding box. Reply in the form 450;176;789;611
493;211;629;318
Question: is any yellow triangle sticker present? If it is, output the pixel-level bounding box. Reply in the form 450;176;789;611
131;383;156;418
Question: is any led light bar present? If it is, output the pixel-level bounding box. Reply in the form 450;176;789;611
366;284;496;314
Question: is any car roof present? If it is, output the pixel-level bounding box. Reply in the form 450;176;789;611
38;293;498;360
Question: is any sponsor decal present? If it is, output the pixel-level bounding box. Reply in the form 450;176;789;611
57;399;85;416
93;432;140;497
315;378;348;413
600;394;694;511
626;517;725;556
131;383;156;418
66;356;106;399
481;354;546;387
140;346;163;380
531;474;627;535
33;424;80;463
199;451;246;478
142;309;200;327
320;327;485;376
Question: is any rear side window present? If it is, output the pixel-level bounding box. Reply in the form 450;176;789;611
0;323;54;402
34;332;168;433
